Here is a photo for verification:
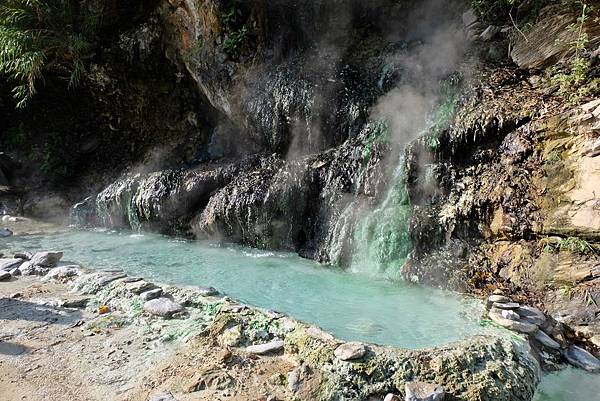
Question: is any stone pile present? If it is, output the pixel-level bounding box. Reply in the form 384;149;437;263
485;292;600;372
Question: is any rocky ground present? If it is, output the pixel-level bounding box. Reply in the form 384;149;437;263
0;227;541;401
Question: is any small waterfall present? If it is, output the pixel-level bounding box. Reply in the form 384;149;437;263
350;153;411;279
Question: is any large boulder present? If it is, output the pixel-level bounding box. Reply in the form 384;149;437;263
30;251;63;267
143;297;184;317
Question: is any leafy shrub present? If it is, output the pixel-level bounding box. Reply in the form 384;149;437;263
0;0;103;107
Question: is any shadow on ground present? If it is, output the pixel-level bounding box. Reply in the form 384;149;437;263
0;297;82;325
0;341;29;356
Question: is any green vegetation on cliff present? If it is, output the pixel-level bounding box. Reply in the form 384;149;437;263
0;0;103;107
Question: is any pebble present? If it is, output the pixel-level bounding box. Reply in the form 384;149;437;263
140;288;163;301
334;342;366;361
533;330;560;350
563;345;600;372
0;271;11;281
30;251;63;267
493;302;520;310
246;339;285;355
143;298;184;318
405;381;445;401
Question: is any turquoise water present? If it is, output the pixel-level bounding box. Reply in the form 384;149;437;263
534;368;600;401
3;229;599;399
2;228;489;349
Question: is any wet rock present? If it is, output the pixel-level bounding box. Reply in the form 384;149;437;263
334;342;366;361
9;267;21;277
384;394;401;401
196;286;219;296
143;298;184;318
533;330;560;350
140;288;163;301
0;228;12;237
489;309;538;333
14;252;32;260
30;251;63;267
246;339;285;355
0;258;24;271
563;345;600;372
43;266;82;282
493;302;520;310
405;381;445;401
0;271;11;281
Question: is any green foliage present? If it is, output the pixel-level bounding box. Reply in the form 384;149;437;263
0;0;102;107
471;0;552;26
550;1;600;103
558;236;594;254
545;235;596;254
544;149;562;164
223;25;249;58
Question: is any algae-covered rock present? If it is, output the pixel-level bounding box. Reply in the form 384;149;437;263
286;326;537;401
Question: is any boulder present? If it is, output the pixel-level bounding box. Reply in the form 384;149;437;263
0;271;11;281
533;330;560;350
489;309;538;333
516;306;546;326
480;25;500;41
334;342;366;361
30;251;63;267
0;228;13;237
563;345;600;372
246;339;285;355
143;298;184;317
462;9;478;28
384;394;401;401
42;265;82;282
18;261;49;276
0;258;24;271
405;381;445;401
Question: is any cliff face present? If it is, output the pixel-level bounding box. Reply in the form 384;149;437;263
2;0;600;348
